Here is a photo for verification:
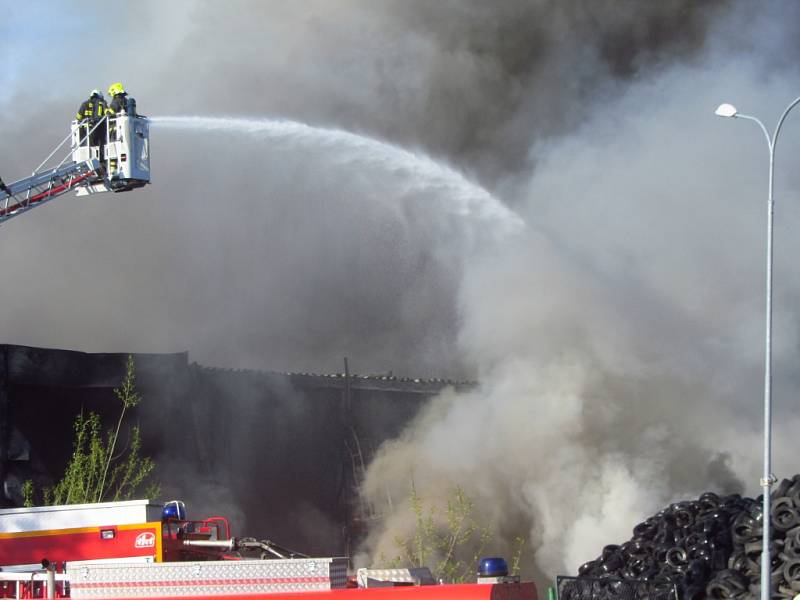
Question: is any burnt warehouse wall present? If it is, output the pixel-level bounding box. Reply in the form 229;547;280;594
0;344;469;557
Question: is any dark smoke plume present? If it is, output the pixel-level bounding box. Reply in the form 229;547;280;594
3;0;800;586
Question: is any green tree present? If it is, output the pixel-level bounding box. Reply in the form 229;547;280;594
42;356;160;505
385;484;493;583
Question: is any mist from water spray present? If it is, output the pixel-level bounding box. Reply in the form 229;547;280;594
151;115;525;233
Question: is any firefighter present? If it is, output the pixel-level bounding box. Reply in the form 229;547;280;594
105;82;137;173
0;176;11;196
105;82;135;146
75;89;107;122
75;89;108;149
105;82;137;123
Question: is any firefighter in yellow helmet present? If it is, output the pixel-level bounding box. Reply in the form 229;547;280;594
104;82;138;142
104;83;140;173
105;82;137;118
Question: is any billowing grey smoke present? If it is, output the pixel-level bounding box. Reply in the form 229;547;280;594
3;0;800;587
356;0;800;584
153;0;730;185
0;0;736;376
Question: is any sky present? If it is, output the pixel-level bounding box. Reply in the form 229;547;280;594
3;0;800;583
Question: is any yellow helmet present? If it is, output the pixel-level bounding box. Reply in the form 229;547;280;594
108;82;125;96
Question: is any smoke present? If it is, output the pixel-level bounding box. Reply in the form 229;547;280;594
3;0;800;584
356;0;800;583
0;0;738;376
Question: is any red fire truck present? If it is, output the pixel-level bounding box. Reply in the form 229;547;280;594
0;499;537;600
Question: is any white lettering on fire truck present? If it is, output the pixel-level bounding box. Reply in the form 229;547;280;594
135;532;156;548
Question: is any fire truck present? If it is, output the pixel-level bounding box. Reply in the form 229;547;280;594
0;499;537;600
0;107;150;225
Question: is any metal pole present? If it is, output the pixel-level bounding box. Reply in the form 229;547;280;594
46;564;56;599
729;111;774;600
762;134;775;600
732;96;800;600
342;356;352;558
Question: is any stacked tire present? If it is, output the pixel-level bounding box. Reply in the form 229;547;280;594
572;475;800;600
706;475;800;600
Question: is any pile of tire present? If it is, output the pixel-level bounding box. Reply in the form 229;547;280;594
572;475;800;600
706;476;800;600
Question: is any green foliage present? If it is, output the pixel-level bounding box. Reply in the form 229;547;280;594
386;484;493;583
21;480;34;508
43;356;159;505
46;412;102;505
510;536;526;576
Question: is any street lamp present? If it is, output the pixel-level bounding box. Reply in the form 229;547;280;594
715;95;800;600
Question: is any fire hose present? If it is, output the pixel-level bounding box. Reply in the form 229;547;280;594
182;537;309;560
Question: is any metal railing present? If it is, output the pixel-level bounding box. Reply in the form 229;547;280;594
0;570;68;599
36;117;106;176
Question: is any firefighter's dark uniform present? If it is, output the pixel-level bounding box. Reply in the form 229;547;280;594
105;93;136;140
75;95;108;148
105;93;126;174
104;83;139;174
0;176;10;196
105;94;124;141
107;93;129;116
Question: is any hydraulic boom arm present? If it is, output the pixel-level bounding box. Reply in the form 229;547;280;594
0;159;104;225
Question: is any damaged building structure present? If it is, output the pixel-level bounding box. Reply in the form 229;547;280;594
0;344;469;556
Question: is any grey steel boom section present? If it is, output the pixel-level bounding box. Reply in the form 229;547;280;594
0;160;103;225
4;162;98;197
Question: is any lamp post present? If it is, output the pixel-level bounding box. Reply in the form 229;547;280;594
715;96;800;600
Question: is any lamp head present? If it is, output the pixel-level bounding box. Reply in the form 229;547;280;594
715;103;738;118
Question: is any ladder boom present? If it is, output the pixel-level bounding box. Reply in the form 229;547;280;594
0;160;103;224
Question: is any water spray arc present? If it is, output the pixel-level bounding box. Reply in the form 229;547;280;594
151;116;524;233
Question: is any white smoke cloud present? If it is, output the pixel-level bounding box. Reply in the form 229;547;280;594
357;3;800;583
